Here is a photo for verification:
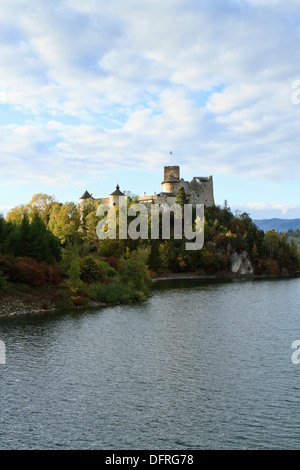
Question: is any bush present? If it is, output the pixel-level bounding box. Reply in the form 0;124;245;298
80;256;100;282
80;256;117;283
103;256;120;270
54;299;74;310
40;262;62;285
70;295;90;308
118;247;151;290
264;258;280;275
0;272;7;289
0;255;62;287
2;256;46;286
88;281;148;305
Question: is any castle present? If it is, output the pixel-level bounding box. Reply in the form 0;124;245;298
80;165;214;214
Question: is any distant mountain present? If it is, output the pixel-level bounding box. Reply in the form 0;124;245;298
253;218;300;232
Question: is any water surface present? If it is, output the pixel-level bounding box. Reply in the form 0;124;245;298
0;278;299;449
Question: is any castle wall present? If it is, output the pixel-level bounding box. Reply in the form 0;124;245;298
175;177;214;207
80;165;215;224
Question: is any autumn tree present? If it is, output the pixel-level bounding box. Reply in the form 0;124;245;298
48;202;80;245
6;205;29;224
28;193;56;225
263;230;280;258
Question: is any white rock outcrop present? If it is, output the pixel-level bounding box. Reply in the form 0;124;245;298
231;250;254;275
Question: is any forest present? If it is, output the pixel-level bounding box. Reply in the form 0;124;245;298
284;229;300;252
0;191;299;312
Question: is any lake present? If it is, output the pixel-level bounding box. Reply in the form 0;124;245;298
0;277;299;449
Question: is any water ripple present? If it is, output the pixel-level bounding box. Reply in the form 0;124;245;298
0;278;299;449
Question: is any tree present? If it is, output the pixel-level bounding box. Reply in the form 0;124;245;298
158;241;171;271
118;246;151;291
263;230;280;258
83;211;100;251
19;212;32;257
6;194;56;225
176;186;188;210
48;202;80;245
29;211;51;263
28;193;56;225
231;217;246;236
0;215;10;253
68;251;82;291
6;205;29;224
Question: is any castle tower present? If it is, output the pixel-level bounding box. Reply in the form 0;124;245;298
109;184;124;206
162;166;180;193
80;190;93;207
80;190;93;222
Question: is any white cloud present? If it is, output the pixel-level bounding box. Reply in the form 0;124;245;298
0;0;300;196
237;202;299;215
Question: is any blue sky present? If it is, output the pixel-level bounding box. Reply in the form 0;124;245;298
0;0;300;219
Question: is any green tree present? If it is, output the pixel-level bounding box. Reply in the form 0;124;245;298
48;202;80;245
19;212;32;257
6;204;29;224
176;186;188;210
83;211;99;251
29;211;52;262
28;193;56;225
231;217;246;235
67;250;82;292
263;230;280;258
118;246;151;291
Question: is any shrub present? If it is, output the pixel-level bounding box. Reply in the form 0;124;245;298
40;262;62;285
54;299;74;310
118;247;151;290
70;295;89;308
0;272;7;289
5;257;46;286
201;248;216;274
80;256;117;283
80;256;100;282
0;255;62;287
103;256;120;270
88;281;148;305
264;258;280;275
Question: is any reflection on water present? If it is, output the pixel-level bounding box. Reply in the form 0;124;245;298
0;277;299;449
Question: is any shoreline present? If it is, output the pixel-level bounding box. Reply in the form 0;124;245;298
151;271;296;281
0;299;108;318
0;272;298;317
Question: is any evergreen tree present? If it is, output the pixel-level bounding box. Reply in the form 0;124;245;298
0;215;9;253
19;212;32;257
176;186;188;210
83;211;99;251
5;223;21;256
30;211;51;262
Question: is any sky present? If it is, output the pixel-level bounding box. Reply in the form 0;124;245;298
0;0;300;220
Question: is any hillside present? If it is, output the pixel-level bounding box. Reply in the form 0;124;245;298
1;195;299;317
253;218;300;232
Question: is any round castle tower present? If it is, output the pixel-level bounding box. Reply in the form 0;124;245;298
161;165;180;194
109;184;124;206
